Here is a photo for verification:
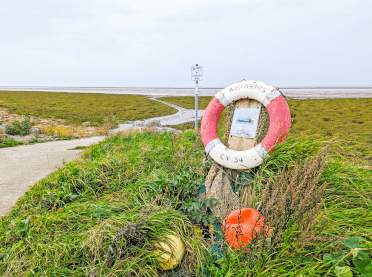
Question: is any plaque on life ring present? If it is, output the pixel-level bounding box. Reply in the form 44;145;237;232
230;107;260;139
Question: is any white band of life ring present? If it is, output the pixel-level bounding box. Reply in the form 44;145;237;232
201;80;291;170
215;89;282;108
205;138;269;169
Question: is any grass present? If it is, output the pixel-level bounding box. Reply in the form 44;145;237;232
159;96;212;110
0;138;24;148
0;129;371;276
160;96;372;165
0;91;177;126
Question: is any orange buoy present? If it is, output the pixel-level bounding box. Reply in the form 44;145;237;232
223;208;267;249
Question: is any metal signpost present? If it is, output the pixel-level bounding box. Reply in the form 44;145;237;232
191;64;203;130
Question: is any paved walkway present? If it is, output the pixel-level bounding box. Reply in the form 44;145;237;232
0;137;104;216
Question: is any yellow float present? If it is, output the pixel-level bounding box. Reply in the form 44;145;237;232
153;233;185;270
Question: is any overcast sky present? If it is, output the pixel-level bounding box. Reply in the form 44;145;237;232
0;0;371;87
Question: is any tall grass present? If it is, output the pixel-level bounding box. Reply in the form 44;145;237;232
203;137;372;276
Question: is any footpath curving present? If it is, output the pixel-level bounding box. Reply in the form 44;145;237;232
0;137;104;216
115;98;204;130
0;97;206;217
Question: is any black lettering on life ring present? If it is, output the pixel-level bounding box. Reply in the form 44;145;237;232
220;154;225;160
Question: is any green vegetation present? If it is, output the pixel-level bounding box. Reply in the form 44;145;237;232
0;129;371;276
161;96;372;164
0;91;177;126
0;138;23;148
289;98;372;165
0;93;371;275
323;237;372;276
5;117;33;136
160;96;212;109
28;138;52;144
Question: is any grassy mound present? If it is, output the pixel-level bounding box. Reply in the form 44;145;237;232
0;91;177;126
1;129;371;276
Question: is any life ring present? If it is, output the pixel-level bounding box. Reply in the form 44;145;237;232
201;80;291;170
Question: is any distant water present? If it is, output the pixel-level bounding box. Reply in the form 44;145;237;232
1;86;372;99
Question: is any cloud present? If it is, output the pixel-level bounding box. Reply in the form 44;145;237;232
0;0;371;86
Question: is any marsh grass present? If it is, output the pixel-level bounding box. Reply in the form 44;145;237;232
0;91;177;126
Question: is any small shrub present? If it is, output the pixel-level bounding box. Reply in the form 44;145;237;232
5;118;33;136
54;126;73;137
0;138;24;148
180;198;218;227
41;125;74;137
41;125;55;136
324;237;372;276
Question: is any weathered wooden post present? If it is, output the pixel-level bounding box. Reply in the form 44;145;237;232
199;97;269;223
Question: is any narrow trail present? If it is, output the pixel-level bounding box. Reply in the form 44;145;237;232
117;97;205;129
0;97;205;217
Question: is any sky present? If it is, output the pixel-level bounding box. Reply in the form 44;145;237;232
0;0;371;87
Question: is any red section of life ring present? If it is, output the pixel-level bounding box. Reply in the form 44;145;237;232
201;95;291;153
260;95;291;151
201;97;224;147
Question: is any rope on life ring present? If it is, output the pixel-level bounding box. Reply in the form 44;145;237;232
201;80;291;170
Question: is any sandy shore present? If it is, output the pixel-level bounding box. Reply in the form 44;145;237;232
1;86;372;99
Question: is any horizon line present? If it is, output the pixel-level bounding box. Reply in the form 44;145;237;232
1;86;372;89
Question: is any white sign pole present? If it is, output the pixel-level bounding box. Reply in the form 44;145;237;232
195;76;198;130
191;64;203;130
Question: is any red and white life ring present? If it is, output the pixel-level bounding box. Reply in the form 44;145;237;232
201;80;291;170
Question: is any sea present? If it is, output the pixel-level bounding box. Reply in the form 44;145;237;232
1;86;372;99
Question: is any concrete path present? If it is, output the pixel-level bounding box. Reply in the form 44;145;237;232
150;98;205;125
0;137;104;216
117;98;205;129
